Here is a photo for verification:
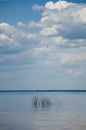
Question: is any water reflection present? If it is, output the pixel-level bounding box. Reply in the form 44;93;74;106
0;93;86;130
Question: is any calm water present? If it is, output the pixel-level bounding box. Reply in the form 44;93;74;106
0;92;86;130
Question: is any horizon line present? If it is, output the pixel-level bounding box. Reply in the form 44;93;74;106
0;89;86;93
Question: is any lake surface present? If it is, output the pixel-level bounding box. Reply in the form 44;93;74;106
0;92;86;130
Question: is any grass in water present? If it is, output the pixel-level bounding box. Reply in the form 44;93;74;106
32;96;52;109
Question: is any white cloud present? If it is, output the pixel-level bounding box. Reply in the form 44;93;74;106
17;22;26;27
32;4;43;11
0;34;9;42
40;26;57;36
0;0;86;77
0;22;37;55
67;69;83;77
0;23;15;36
40;1;86;39
28;21;42;28
52;36;67;45
45;0;74;11
74;7;86;24
0;33;20;49
60;53;86;65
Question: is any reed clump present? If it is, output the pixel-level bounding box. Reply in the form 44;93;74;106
32;96;52;108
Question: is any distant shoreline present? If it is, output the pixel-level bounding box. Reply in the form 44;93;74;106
0;90;86;93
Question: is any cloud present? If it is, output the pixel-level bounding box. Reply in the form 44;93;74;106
0;0;86;77
32;4;44;11
45;0;74;11
60;53;86;65
0;22;37;54
17;22;26;27
43;1;86;39
0;23;15;36
40;26;57;36
67;69;83;77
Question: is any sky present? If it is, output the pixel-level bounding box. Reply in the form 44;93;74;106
0;0;86;90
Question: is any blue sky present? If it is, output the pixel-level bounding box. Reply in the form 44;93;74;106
0;0;86;90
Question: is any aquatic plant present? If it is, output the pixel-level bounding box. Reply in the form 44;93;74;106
32;96;40;107
32;96;52;108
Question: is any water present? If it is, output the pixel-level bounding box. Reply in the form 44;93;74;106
0;92;86;130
